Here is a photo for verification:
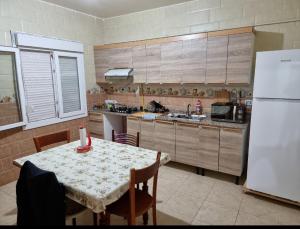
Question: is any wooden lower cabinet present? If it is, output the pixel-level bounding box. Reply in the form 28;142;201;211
219;128;246;176
88;112;104;139
127;117;141;136
198;125;220;171
175;122;199;167
154;120;176;161
140;120;155;150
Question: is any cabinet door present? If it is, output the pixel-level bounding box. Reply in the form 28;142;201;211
198;125;220;171
219;128;246;176
161;41;183;83
140;120;155;150
88;113;104;138
154;120;176;161
94;49;110;83
127;117;140;136
227;33;254;84
108;47;133;69
132;45;147;84
146;44;161;84
182;38;207;84
206;36;228;84
175;123;199;166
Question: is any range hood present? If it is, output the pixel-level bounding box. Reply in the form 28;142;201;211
105;68;134;81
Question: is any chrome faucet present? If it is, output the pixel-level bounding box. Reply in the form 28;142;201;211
186;104;192;117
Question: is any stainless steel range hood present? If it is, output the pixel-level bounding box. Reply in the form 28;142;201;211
105;68;134;82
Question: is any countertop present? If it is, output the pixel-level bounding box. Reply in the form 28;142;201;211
88;109;249;129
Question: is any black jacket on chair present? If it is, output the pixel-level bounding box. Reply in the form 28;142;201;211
16;161;66;226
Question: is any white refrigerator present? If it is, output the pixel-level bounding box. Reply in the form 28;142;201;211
247;49;300;202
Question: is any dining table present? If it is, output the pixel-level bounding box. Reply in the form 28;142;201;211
13;138;171;214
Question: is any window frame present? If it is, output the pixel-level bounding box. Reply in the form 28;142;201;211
0;46;27;131
53;51;87;119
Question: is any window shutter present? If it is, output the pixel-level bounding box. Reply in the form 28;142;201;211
58;57;81;113
20;51;57;123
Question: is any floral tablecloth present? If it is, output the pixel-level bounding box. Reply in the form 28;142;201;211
13;138;171;213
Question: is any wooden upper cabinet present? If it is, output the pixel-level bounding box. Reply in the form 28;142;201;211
94;49;110;83
161;41;183;84
226;33;255;84
132;45;147;84
146;44;161;84
206;36;228;84
182;38;207;84
219;128;246;176
198;125;220;171
154;121;176;161
108;47;133;69
140;120;155;150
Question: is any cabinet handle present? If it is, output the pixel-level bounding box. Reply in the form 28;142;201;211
200;125;219;131
177;122;199;128
128;116;140;121
222;128;243;133
155;120;174;125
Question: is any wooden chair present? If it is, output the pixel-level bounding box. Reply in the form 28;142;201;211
33;129;87;226
112;130;140;147
33;129;71;153
105;152;161;225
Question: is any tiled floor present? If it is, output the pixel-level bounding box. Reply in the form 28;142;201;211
0;162;299;225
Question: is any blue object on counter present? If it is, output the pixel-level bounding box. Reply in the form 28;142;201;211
143;114;158;120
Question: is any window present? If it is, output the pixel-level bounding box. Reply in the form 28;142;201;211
0;46;26;131
6;32;88;130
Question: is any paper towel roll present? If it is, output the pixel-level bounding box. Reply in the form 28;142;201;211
80;127;87;147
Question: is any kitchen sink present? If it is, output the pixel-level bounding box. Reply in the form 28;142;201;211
167;113;207;120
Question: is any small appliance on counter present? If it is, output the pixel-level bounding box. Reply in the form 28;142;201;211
211;102;245;124
145;100;169;113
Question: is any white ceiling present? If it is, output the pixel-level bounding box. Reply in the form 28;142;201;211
42;0;193;18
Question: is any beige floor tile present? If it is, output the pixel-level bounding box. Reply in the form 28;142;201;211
206;180;244;210
192;201;239;225
235;211;280;225
0;181;17;198
0;191;17;225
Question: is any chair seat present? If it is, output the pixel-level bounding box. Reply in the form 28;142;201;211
65;198;86;217
106;189;153;218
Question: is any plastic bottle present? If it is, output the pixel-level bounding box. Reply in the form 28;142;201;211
196;99;202;115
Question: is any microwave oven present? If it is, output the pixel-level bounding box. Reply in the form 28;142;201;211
211;102;245;124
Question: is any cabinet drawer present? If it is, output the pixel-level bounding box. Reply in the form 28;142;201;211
89;113;103;122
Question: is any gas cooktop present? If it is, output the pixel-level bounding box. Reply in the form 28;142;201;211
109;105;139;114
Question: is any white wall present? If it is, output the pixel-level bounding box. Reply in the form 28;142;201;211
0;0;104;90
101;0;300;51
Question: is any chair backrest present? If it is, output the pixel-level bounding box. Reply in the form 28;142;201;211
33;130;71;152
128;152;161;225
112;130;140;147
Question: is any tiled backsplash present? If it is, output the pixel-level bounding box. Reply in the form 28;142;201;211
92;84;253;113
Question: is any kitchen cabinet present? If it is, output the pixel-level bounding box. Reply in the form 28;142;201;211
140;120;155;150
108;47;133;69
219;127;247;176
198;125;220;171
132;45;147;84
161;41;183;84
154;120;176;161
226;33;255;84
146;44;161;84
175;122;199;166
206;36;228;84
127;117;140;136
181;38;207;84
94;49;110;83
88;112;104;138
